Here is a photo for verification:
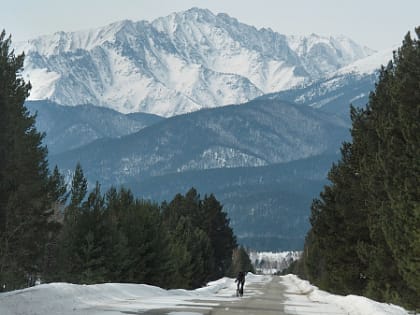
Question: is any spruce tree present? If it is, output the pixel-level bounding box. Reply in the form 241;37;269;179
42;166;68;282
0;30;55;290
162;189;236;286
302;27;419;308
77;182;108;284
55;163;88;282
360;29;420;306
201;194;237;280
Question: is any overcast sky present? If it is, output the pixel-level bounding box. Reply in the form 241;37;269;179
2;0;419;50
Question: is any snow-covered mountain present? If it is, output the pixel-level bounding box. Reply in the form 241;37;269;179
336;45;396;75
17;8;374;116
287;33;374;77
259;47;395;118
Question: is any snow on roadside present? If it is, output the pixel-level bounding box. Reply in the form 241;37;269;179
281;274;410;315
0;274;271;315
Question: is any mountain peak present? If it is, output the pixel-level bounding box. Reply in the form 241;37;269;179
183;7;215;17
20;8;378;116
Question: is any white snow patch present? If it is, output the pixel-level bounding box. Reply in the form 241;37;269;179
282;274;410;315
336;46;397;75
24;68;60;100
0;274;271;315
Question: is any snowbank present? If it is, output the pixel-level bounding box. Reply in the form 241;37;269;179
282;274;410;315
0;274;271;315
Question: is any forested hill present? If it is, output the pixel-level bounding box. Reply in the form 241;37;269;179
49;98;348;187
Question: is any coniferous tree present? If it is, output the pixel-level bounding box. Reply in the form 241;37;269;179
301;28;419;309
162;189;236;287
69;163;87;211
375;31;420;297
201;194;237;280
55;163;88;282
42;166;68;282
102;187;130;282
116;197;172;287
77;182;108;284
0;30;56;290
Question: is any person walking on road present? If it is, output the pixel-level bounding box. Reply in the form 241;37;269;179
235;271;245;297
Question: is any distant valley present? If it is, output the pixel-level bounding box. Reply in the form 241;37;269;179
20;8;395;250
33;98;348;249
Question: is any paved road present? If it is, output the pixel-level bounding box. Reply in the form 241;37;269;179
143;276;347;315
210;276;287;315
143;276;287;315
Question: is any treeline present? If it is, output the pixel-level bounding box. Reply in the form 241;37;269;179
288;28;419;309
0;30;252;292
46;167;237;289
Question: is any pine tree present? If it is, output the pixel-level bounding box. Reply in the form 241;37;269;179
69;162;87;211
302;27;419;309
162;189;236;286
55;163;88;282
77;182;108;284
377;30;420;298
116;197;172;287
201;194;237;280
0;30;55;290
42;166;68;282
360;30;420;306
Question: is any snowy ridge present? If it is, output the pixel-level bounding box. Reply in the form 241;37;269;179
257;47;395;117
336;46;397;75
287;33;375;77
17;8;375;116
17;20;130;56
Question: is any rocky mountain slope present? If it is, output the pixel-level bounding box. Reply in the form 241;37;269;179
18;8;373;116
259;47;395;119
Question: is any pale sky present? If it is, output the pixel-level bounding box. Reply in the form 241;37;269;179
2;0;419;50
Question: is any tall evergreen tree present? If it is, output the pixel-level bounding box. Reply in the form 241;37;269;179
77;182;108;284
201;194;237;280
69;163;87;211
42;165;68;282
302;28;419;309
54;163;88;282
162;189;236;286
0;30;55;290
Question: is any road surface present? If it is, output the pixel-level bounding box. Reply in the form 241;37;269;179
210;276;287;315
144;276;347;315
